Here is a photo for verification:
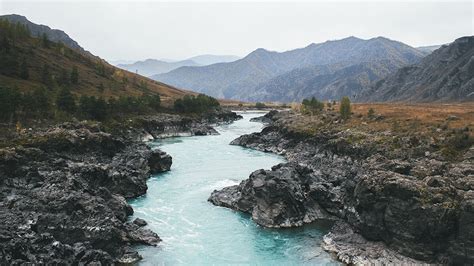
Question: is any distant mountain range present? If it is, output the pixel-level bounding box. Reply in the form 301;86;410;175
0;14;88;54
416;45;443;54
116;55;240;77
118;59;201;77
153;36;426;101
187;54;240;65
357;36;474;102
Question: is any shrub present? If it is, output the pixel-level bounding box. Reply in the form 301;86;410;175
301;97;324;114
367;108;375;119
255;102;266;109
174;94;220;113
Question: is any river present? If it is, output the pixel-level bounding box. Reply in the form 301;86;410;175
129;111;338;265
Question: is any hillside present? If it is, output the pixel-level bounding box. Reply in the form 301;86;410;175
153;36;425;100
358;36;474;102
117;59;200;77
244;60;405;102
0;14;86;53
0;16;191;105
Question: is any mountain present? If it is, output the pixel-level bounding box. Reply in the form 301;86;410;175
357;36;474;102
0;14;87;53
153;36;425;100
187;54;240;65
417;45;443;54
117;59;200;77
0;16;191;105
245;60;405;102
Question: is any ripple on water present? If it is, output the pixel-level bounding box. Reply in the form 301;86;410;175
129;112;340;265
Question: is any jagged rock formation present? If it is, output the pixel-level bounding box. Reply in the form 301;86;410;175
358;36;474;102
154;36;425;101
0;111;241;264
209;111;474;264
0;122;166;264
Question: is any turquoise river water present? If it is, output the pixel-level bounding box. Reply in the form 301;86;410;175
129;112;339;265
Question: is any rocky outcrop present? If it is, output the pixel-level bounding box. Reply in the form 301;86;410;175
249;110;278;124
0;109;242;264
125;110;242;141
0;122;169;264
210;111;474;264
210;163;333;227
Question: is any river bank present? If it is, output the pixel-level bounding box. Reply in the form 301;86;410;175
210;109;474;264
129;112;339;265
0;110;241;264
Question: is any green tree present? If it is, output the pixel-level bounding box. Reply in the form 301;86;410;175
255;102;266;109
0;36;10;53
41;64;52;86
147;94;161;111
301;97;324;114
339;96;351;120
367;108;375;119
59;68;70;85
19;58;29;80
0;87;21;122
70;66;79;84
56;87;76;113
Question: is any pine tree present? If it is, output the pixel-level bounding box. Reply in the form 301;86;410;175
20;58;29;80
339;96;352;120
70;66;79;84
41;64;52;86
56;87;76;113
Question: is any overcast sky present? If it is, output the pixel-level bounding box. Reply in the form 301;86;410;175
1;0;472;61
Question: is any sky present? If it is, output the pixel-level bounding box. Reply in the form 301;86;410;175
1;0;473;62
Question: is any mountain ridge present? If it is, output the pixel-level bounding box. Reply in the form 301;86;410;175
153;36;425;100
357;36;474;102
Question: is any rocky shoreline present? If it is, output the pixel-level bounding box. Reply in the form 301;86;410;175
209;110;474;264
0;110;241;264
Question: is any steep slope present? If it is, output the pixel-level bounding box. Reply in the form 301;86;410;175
0;16;191;105
245;60;404;102
117;59;200;77
0;14;86;53
358;36;474;102
153;36;425;100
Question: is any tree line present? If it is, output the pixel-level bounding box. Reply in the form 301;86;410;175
0;86;162;122
301;96;351;119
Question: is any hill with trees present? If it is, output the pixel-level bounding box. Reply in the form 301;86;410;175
0;16;192;108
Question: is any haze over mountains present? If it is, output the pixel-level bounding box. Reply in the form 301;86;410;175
358;36;474;102
116;55;240;77
153;36;427;101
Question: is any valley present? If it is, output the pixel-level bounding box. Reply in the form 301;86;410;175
0;4;473;265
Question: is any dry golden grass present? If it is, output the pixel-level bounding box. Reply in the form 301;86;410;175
279;102;474;139
348;103;474;134
0;35;194;107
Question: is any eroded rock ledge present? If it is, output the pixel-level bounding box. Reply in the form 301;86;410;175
210;111;474;264
0;110;241;264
